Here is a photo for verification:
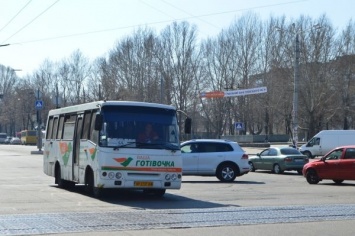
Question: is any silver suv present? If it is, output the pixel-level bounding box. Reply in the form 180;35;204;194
180;139;249;182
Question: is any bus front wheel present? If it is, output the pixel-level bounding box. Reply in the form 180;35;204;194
85;169;102;198
55;166;65;188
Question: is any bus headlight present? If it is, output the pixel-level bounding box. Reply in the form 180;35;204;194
115;172;122;179
165;174;178;181
108;172;115;179
171;173;177;181
165;174;171;180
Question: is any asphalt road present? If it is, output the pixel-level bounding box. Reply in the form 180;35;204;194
0;144;355;236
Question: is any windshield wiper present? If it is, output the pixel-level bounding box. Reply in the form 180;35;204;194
113;142;137;150
157;142;179;151
136;141;180;151
111;141;179;151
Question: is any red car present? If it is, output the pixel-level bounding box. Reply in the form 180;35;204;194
303;145;355;184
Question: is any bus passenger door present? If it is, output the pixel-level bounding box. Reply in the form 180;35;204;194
73;116;83;182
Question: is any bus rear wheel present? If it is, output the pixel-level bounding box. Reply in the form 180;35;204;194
55;165;75;189
55;166;65;188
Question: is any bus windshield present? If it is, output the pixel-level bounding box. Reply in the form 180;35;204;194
99;105;179;150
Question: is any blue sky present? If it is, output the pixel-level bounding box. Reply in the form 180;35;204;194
0;0;354;75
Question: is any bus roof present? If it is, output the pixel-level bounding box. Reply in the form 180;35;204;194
48;101;177;116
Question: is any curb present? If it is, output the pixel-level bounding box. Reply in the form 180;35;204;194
239;143;271;148
31;150;43;155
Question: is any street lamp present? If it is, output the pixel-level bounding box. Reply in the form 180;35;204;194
276;24;321;148
14;98;21;137
293;28;300;148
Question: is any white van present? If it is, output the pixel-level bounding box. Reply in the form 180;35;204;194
299;130;355;158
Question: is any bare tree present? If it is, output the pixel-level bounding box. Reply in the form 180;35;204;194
15;80;36;131
333;19;355;129
157;21;200;133
2;12;355;140
56;60;71;107
87;57;106;101
221;13;263;136
66;50;91;104
295;15;336;137
104;27;159;101
254;16;297;137
0;66;20;133
200;31;238;137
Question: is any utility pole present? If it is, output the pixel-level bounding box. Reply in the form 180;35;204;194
276;24;321;148
56;83;59;108
99;84;102;100
36;89;42;152
30;88;43;154
160;77;164;104
293;31;300;149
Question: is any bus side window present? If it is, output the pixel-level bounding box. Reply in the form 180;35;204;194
52;117;59;139
63;114;77;140
57;115;65;139
46;116;54;140
90;110;98;143
63;122;75;140
82;110;92;140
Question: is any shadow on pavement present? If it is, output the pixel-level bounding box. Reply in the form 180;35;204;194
51;184;237;210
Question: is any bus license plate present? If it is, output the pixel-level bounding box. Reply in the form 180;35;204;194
134;181;153;187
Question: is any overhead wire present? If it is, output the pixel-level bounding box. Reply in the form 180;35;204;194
0;0;33;34
2;0;61;44
7;0;307;45
160;0;220;30
139;0;177;22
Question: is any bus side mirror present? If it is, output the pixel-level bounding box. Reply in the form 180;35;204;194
94;114;103;131
184;117;192;134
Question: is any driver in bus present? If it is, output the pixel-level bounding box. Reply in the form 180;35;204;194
138;123;159;143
